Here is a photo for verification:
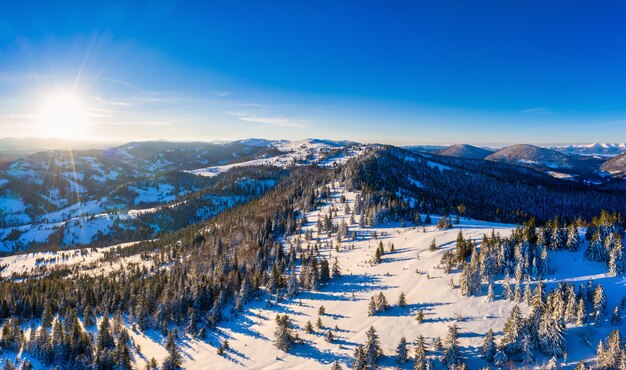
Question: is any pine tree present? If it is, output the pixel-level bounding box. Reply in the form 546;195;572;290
97;314;115;351
610;306;622;326
114;331;133;370
398;292;407;307
429;239;437;252
593;284;607;321
537;311;565;357
274;314;295;352
396;337;408;364
486;279;495;302
363;326;382;368
414;335;427;369
546;356;559;370
564;286;577;324
331;361;343;370
502;273;512;301
442;324;461;367
83;306;96;327
576;297;586;326
586;230;607;262
161;330;182;370
493;348;508;367
304;321;313;333
415;309;425;323
501;305;523;354
332;258;341;278
353;345;365;370
566;224;580;251
41;301;53;330
376;292;389;312
326;329;334;343
609;242;624;277
520;330;534;366
481;329;496;362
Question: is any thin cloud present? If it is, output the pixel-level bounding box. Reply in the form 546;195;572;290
227;112;307;128
214;90;233;97
522;107;551;114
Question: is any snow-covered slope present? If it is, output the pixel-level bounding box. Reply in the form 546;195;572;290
600;152;626;176
186;140;367;177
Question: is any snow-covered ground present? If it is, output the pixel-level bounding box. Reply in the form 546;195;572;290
2;183;624;369
186;141;367;178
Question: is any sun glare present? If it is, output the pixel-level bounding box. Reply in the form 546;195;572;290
40;93;89;139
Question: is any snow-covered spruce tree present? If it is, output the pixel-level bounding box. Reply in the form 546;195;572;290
524;279;532;305
566;224;580;251
368;297;378;316
114;330;133;370
597;329;623;369
501;305;524;354
274;314;295;352
83;306;96;327
577;297;586;326
532;280;546;310
493;348;508;367
414;335;427;369
608;240;624;277
375;292;389;312
545;356;559;370
537;310;565;357
593;284;607;321
610;306;622;326
442;324;461;368
564;286;577;324
486;279;495;302
352;345;365;370
586;230;608;262
161;330;183;370
481;329;496;362
362;326;382;368
502;273;512;301
331;360;343;370
286;271;299;299
520;330;534;366
396;337;408;364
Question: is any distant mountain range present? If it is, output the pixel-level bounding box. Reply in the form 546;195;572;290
420;143;625;182
552;143;626;157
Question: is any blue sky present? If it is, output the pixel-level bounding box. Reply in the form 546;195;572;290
1;1;626;145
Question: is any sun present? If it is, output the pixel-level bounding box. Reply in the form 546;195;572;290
40;93;89;139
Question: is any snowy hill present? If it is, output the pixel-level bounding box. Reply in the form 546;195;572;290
486;144;578;169
600;152;626;176
437;144;492;160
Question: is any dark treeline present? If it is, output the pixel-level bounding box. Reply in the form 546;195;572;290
340;146;626;224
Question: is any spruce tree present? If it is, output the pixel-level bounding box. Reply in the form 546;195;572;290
610;306;622;326
362;326;382;368
396;337;408;364
161;330;182;370
442;324;461;367
593;284;607;321
274;315;295;352
481;329;496;362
